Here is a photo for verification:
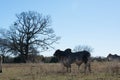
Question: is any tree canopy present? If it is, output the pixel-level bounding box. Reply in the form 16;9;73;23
73;45;93;53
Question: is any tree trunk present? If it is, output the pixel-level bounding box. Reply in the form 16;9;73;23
0;56;2;73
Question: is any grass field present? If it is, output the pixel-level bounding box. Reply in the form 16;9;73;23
0;61;120;80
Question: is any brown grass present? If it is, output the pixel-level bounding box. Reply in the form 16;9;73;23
0;62;120;80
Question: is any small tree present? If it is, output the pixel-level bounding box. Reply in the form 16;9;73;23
0;11;60;63
0;38;12;63
73;45;93;53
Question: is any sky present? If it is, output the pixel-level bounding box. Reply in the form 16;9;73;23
0;0;120;57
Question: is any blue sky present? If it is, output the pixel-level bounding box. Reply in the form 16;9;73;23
0;0;120;57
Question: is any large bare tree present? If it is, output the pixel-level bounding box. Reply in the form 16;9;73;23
0;11;60;62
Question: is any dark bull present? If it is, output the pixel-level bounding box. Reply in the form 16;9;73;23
54;48;91;73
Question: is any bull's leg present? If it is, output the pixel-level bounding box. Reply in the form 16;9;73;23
66;64;71;72
84;61;91;73
76;60;83;72
69;65;71;72
78;64;82;72
67;65;71;72
77;64;82;71
87;58;91;73
0;70;2;73
84;63;87;73
88;62;91;73
78;65;80;71
66;67;68;72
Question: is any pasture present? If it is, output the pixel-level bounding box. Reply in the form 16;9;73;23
0;62;120;80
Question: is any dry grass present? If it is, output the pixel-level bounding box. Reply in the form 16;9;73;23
0;62;120;80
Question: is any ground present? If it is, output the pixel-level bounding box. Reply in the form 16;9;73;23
0;62;120;80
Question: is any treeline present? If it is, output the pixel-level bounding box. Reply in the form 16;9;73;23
2;55;108;63
1;54;58;63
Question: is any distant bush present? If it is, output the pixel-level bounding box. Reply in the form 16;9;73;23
43;56;58;63
3;56;14;63
91;57;107;62
13;54;44;63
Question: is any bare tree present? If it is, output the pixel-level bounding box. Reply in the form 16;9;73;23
73;45;93;53
0;11;60;62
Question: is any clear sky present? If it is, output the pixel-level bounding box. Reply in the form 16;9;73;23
0;0;120;57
